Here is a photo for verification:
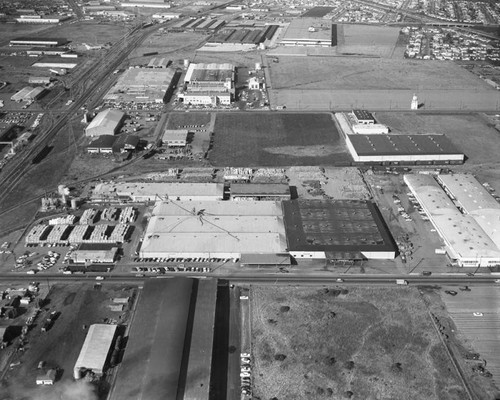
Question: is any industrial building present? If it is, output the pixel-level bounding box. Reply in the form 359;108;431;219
16;15;70;23
29;76;51;84
404;174;500;267
280;18;334;47
32;62;77;69
104;67;177;104
139;200;287;259
110;279;213;400
71;243;118;264
345;134;465;164
85;109;125;137
9;37;68;47
162;129;188;147
10;87;45;102
352;110;376;124
146;57;170;68
230;183;291;201
87;135;117;153
91;182;224;203
283;199;396;260
74;324;117;379
180;63;235;105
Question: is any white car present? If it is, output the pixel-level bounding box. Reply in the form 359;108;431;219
240;372;251;378
240;353;250;358
240;295;249;300
473;312;483;317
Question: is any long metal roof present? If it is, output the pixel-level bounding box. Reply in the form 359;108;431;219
74;324;117;373
86;109;124;132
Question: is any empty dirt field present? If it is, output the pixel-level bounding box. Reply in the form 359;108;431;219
251;286;468;400
210;112;351;167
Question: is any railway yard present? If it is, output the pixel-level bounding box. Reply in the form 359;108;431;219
1;0;500;399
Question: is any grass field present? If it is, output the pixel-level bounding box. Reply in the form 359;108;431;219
210;113;350;167
251;286;467;400
336;24;401;58
0;283;136;400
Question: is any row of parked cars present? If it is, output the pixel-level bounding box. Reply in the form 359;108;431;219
133;257;239;263
240;352;252;396
132;266;211;274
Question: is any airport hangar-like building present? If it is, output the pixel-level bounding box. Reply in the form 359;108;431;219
104;67;177;104
279;18;336;47
139;199;397;262
85;109;125;137
404;173;500;267
110;278;217;400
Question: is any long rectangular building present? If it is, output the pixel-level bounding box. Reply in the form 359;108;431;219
345;134;465;164
85;109;125;137
140;200;287;259
404;174;500;267
92;182;224;202
110;279;193;400
10;37;68;47
74;324;117;378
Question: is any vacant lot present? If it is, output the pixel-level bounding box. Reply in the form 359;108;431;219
47;21;129;45
0;283;136;400
252;286;466;400
210;113;350;167
336;24;401;58
269;57;490;91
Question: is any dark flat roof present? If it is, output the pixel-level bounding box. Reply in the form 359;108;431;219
348;134;463;156
88;135;117;148
110;279;193;400
78;243;116;251
283;199;396;254
231;183;290;196
352;109;375;121
183;279;217;400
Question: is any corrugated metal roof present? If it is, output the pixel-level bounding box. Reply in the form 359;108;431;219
74;324;117;373
86;109;124;132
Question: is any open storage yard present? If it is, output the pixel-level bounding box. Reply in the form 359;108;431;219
251;286;471;400
210;113;350;167
0;283;136;400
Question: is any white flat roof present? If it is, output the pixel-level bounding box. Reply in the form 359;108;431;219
141;232;287;255
93;182;224;200
152;200;283;216
404;174;500;259
438;173;500;248
142;200;287;255
74;324;117;373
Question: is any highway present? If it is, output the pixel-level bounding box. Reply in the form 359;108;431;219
0;272;498;286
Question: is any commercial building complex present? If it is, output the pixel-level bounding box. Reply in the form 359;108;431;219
91;182;224;202
74;324;117;378
180;63;234;105
283;199;396;260
104;67;177;104
404;174;500;267
140;200;287;259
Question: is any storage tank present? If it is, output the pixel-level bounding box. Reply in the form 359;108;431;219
255;62;261;71
183;59;190;69
71;198;79;210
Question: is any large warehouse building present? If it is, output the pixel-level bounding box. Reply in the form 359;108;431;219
110;278;217;400
74;324;117;379
345;133;465;164
139;200;287;259
280;18;334;47
10;86;45;102
85;109;125;137
91;182;224;202
9;37;68;47
404;174;500;267
283;199;397;260
104;67;177;104
180;63;235;105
